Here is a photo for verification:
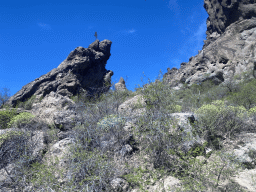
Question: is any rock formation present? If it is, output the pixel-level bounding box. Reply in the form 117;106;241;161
5;39;114;108
115;77;127;91
163;0;256;87
2;1;256;191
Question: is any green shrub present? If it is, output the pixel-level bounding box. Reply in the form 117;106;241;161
0;87;11;108
193;100;247;149
137;71;179;113
226;79;256;110
7;112;35;128
19;156;66;191
16;95;37;110
0;109;18;129
39;95;44;102
248;106;256;117
170;150;243;192
97;114;126;131
175;80;225;111
0;129;28;147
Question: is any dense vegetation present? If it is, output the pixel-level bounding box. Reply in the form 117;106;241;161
0;70;256;191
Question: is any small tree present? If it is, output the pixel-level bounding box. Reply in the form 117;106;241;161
94;32;98;40
0;87;11;108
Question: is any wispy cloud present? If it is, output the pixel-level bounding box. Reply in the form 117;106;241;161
177;20;206;57
37;22;51;31
193;21;206;48
126;28;136;34
121;28;137;35
110;28;137;37
167;0;180;17
169;58;182;68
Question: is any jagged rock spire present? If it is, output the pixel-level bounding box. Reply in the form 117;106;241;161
115;77;127;91
5;39;113;108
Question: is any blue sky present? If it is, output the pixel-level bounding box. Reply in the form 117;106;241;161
0;0;208;98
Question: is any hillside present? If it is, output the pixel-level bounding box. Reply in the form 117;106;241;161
0;0;256;191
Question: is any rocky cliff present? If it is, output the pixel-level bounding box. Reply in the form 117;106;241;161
5;39;114;108
163;0;256;87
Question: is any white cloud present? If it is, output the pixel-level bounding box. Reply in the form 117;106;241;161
111;28;137;36
177;20;206;55
127;28;136;34
167;0;180;17
169;58;182;68
121;28;136;34
37;22;51;31
193;21;206;47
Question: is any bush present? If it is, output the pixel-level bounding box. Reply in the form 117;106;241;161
1;74;253;191
97;114;126;131
16;86;135;191
176;80;229;111
0;129;27;147
0;109;18;129
170;150;244;192
226;79;256;110
137;71;180;113
193;100;248;149
0;87;11;109
15;95;37;110
7;112;35;128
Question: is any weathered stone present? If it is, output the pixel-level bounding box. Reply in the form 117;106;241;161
111;178;129;191
163;0;256;87
30;91;83;131
131;175;181;192
118;94;147;118
119;144;133;156
170;113;206;153
2;1;256;191
204;0;256;47
115;77;127;91
42;137;76;184
5;39;114;108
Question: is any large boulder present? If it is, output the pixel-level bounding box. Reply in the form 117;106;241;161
30;91;83;131
118;94;147;118
41;137;76;185
0;92;84;131
163;0;256;87
169;113;206;153
5;39;114;108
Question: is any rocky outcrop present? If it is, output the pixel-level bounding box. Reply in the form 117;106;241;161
5;39;114;108
115;77;127;91
163;0;256;87
203;0;256;47
0;92;84;131
30;91;83;131
169;113;206;153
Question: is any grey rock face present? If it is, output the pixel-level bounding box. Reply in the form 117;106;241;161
204;0;256;47
41;137;76;184
163;0;256;87
111;178;129;191
5;39;114;108
115;77;127;91
30;91;83;131
170;113;206;153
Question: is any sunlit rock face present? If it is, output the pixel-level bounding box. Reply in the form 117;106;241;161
163;0;256;88
204;0;256;47
5;39;114;108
